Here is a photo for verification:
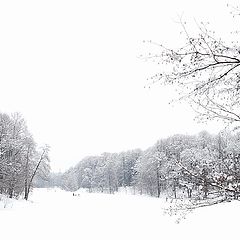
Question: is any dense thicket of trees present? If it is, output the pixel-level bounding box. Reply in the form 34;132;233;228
55;149;142;193
0;112;50;200
56;130;240;202
111;5;240;204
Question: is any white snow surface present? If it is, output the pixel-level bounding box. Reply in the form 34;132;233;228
0;188;239;240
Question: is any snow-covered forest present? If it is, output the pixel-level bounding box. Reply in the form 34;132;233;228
52;130;240;204
0;112;50;200
3;110;240;208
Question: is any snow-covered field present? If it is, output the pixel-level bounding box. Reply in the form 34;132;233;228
0;188;239;240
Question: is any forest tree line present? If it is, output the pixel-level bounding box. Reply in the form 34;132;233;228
54;130;240;201
0;112;50;200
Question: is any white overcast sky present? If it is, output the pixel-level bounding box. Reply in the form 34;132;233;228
0;0;238;172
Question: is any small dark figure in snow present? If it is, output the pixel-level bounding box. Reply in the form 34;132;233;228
72;192;80;197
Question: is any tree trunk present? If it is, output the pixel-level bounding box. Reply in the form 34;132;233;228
24;146;30;200
8;188;13;198
25;148;46;200
173;178;177;199
24;178;28;200
156;166;161;198
187;188;192;198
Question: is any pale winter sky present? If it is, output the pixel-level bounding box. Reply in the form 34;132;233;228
0;0;237;172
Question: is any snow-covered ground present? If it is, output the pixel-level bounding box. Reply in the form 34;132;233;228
0;188;239;240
